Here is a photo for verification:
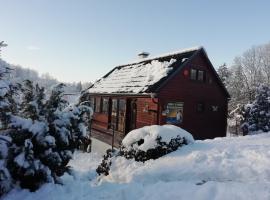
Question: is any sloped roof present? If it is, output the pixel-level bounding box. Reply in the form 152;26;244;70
88;47;201;94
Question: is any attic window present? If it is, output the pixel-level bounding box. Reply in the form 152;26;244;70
190;68;205;82
190;69;197;80
198;70;205;81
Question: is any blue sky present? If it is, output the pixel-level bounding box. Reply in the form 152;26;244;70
0;0;270;83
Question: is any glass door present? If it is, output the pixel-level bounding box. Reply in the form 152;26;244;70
118;99;126;133
110;99;118;130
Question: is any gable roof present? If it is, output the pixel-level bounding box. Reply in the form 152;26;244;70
88;47;201;95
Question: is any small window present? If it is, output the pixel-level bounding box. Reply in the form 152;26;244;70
197;102;205;113
101;98;109;114
190;69;197;80
198;70;205;81
95;97;101;112
90;97;95;108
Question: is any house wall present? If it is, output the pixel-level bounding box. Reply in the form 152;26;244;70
91;96;158;132
136;98;158;128
158;51;228;139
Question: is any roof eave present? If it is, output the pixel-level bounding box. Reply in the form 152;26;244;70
87;92;152;97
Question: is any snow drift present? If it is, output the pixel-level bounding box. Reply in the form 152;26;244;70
4;133;270;200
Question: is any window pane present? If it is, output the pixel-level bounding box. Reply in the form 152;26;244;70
90;97;95;108
111;99;118;129
102;98;109;114
190;69;197;80
198;70;205;81
118;99;126;132
95;98;101;112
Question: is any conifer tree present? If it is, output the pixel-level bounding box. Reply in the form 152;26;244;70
242;85;270;133
0;80;92;194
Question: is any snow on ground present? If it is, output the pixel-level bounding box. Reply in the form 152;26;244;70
91;138;111;155
3;133;270;200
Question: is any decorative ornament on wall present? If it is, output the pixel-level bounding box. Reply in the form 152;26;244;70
212;105;218;112
183;69;189;77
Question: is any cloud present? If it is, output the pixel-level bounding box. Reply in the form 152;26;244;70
26;45;40;51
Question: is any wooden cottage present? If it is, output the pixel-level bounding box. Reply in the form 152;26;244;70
86;47;229;145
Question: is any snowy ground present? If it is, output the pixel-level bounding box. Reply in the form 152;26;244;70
3;134;270;200
91;137;111;155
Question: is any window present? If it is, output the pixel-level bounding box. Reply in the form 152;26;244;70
111;99;118;129
190;68;206;82
190;69;197;80
90;97;95;108
101;98;109;114
95;97;101;112
197;102;205;113
198;70;205;81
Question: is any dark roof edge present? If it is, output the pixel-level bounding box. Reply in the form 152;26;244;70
87;93;151;97
200;49;230;98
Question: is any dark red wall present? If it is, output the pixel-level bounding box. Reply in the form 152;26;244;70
136;98;158;128
158;51;228;139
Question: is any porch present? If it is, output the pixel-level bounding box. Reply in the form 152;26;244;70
90;125;124;148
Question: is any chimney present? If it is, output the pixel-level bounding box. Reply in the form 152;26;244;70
138;51;150;59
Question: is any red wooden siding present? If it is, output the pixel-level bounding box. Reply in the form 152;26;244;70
136;98;158;128
158;51;228;139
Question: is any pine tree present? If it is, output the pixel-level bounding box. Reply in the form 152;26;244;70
0;46;17;195
0;81;92;195
242;85;270;133
217;63;231;86
21;80;39;120
0;42;92;195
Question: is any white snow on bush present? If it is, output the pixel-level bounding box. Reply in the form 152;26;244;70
122;125;194;151
4;134;270;200
0;80;9;97
9;116;47;135
0;136;10;159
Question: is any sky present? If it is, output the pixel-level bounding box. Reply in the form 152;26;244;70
0;0;270;83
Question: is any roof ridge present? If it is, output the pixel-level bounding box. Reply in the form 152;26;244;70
117;46;202;67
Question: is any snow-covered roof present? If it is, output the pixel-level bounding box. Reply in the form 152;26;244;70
88;47;201;94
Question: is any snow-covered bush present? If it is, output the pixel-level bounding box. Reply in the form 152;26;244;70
242;85;270;134
96;125;194;176
0;79;92;195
